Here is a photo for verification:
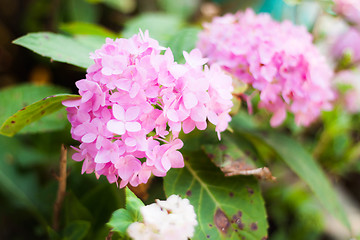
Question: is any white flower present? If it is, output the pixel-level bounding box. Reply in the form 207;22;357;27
127;195;198;240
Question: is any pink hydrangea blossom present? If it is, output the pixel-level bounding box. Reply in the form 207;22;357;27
333;70;360;113
63;30;233;187
332;27;360;64
197;9;335;127
333;0;360;26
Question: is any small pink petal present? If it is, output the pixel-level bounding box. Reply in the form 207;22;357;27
167;109;179;122
95;151;110;163
107;120;126;135
125;121;141;132
129;83;140;98
196;121;207;130
208;111;219;125
168;151;184;168
107;174;117;183
169;64;187;79
82;133;97;143
125;137;137;147
119;179;129;188
102;66;113;76
183;92;198;109
72;152;84;162
62;99;81;107
190;106;207;122
113;104;125;120
161;156;171;171
182;118;195;134
118;157;141;179
115;79;132;91
125;106;140;121
270;108;287;127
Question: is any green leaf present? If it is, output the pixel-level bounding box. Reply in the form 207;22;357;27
63;220;91;240
74;35;107;51
60;22;118;38
107;209;133;237
0;142;47;226
81;184;125;229
260;132;351;231
0;84;80;137
164;150;268;240
13;32;94;68
203;133;261;173
125;187;144;220
122;13;184;45
167;27;200;63
230;115;351;232
157;0;200;19
47;226;61;240
65;191;94;223
107;188;144;237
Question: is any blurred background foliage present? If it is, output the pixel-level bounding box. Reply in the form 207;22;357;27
1;0;360;239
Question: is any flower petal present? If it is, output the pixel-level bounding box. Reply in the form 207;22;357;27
107;120;126;135
183;92;198;109
113;104;125;120
125;106;140;121
125;121;141;132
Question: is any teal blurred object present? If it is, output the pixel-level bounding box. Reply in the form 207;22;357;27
210;0;320;30
258;0;320;29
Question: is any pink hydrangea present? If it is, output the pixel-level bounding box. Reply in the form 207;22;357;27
63;30;233;188
333;0;360;26
332;27;360;64
197;9;335;127
333;70;360;113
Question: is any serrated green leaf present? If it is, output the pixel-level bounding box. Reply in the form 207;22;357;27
107;209;133;237
0;84;80;137
63;220;91;240
164;150;268;240
107;188;144;237
167;27;200;63
125;187;145;220
60;22;118;38
13;32;94;68
122;13;184;45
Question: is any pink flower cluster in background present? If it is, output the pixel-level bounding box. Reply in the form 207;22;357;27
63;30;233;188
333;70;360;113
332;27;360;64
197;9;335;127
333;0;360;26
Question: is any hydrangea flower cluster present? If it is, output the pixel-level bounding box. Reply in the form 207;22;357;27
333;0;360;26
197;9;335;127
333;70;360;113
63;30;233;188
332;27;360;64
127;195;197;240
